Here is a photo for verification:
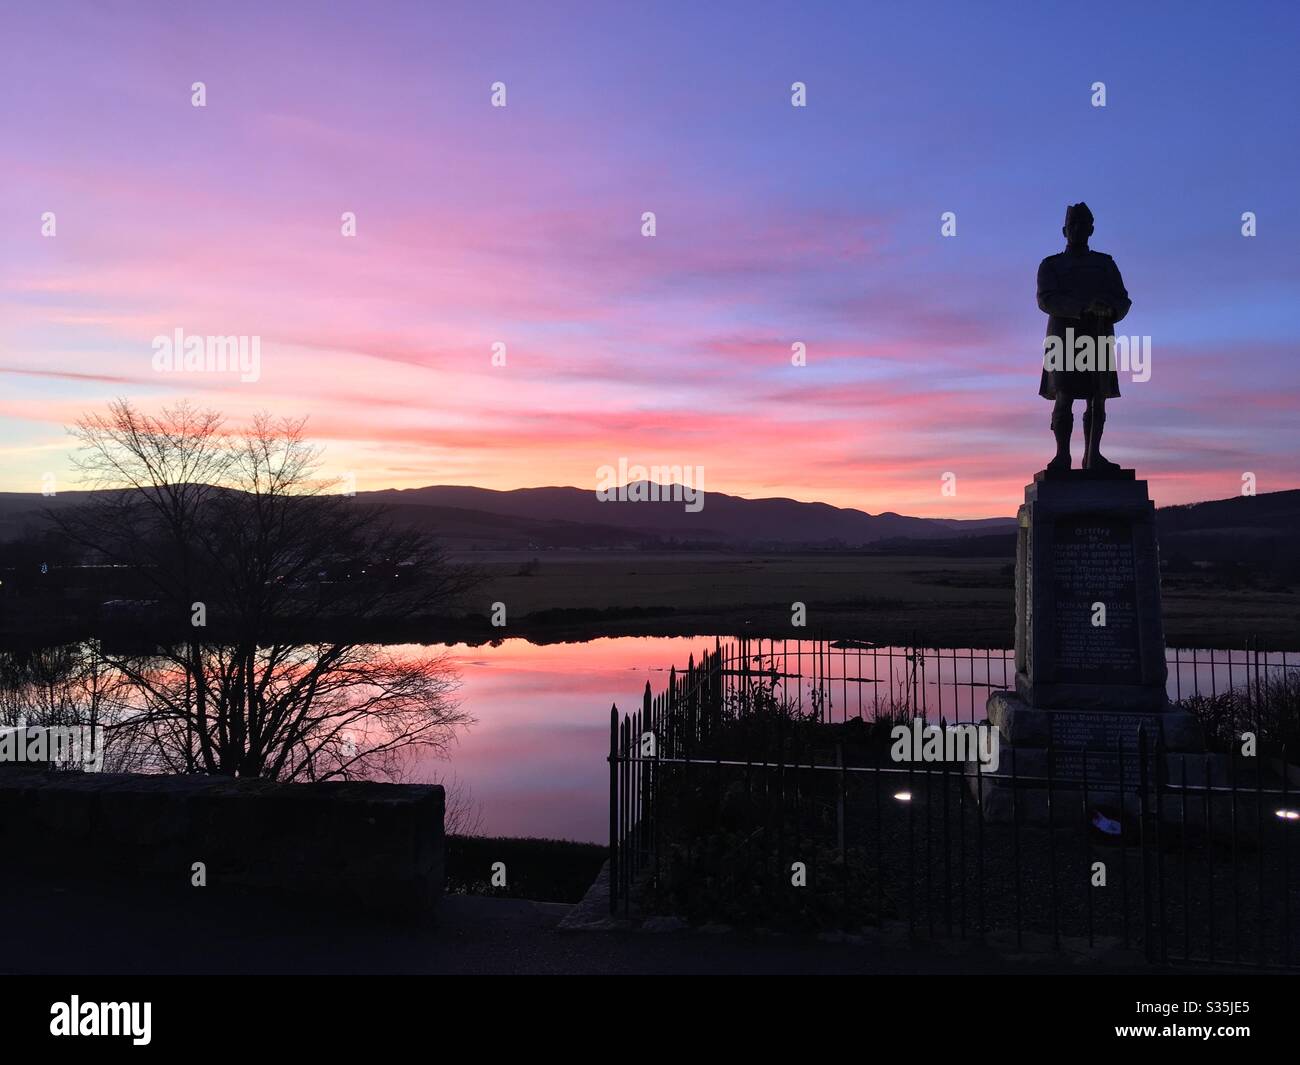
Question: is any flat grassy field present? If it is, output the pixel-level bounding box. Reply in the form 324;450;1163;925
467;551;1300;649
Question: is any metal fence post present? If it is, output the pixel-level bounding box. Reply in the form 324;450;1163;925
608;703;618;914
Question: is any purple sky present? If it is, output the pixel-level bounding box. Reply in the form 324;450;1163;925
2;1;1298;517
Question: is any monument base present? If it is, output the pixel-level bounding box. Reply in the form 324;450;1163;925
969;691;1242;831
975;465;1210;827
1015;469;1168;712
987;690;1202;752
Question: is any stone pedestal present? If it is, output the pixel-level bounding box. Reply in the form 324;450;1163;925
973;468;1204;823
1016;468;1166;710
973;689;1205;823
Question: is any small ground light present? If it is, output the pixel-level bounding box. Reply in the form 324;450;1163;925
893;791;912;802
1275;809;1300;821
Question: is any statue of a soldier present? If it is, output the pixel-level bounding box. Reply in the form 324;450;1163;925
1038;202;1131;472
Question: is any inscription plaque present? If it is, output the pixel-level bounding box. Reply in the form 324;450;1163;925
1050;518;1141;686
1049;709;1159;783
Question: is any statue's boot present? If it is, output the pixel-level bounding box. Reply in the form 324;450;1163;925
1047;410;1072;471
1084;410;1121;472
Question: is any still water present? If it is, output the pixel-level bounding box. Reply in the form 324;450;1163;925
410;636;712;844
406;636;1292;844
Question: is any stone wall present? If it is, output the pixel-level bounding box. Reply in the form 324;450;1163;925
0;767;444;919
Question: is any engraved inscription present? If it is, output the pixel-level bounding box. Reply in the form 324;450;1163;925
1051;518;1141;685
1050;710;1158;783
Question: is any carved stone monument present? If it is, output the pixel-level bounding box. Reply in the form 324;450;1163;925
1017;468;1164;711
973;467;1204;821
972;206;1205;821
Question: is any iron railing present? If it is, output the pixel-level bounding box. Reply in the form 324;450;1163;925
608;637;1300;968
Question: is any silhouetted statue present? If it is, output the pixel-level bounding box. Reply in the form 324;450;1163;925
1037;202;1131;472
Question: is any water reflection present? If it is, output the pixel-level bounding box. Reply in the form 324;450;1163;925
411;636;715;843
407;637;1298;843
4;635;1293;844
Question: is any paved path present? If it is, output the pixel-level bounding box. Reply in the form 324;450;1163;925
0;872;1171;974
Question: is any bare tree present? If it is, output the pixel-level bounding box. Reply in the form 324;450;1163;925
51;399;479;781
432;771;485;836
0;641;133;770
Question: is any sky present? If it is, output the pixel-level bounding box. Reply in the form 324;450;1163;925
2;0;1298;518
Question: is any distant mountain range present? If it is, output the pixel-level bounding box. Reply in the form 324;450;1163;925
361;484;1015;549
1;482;1297;555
